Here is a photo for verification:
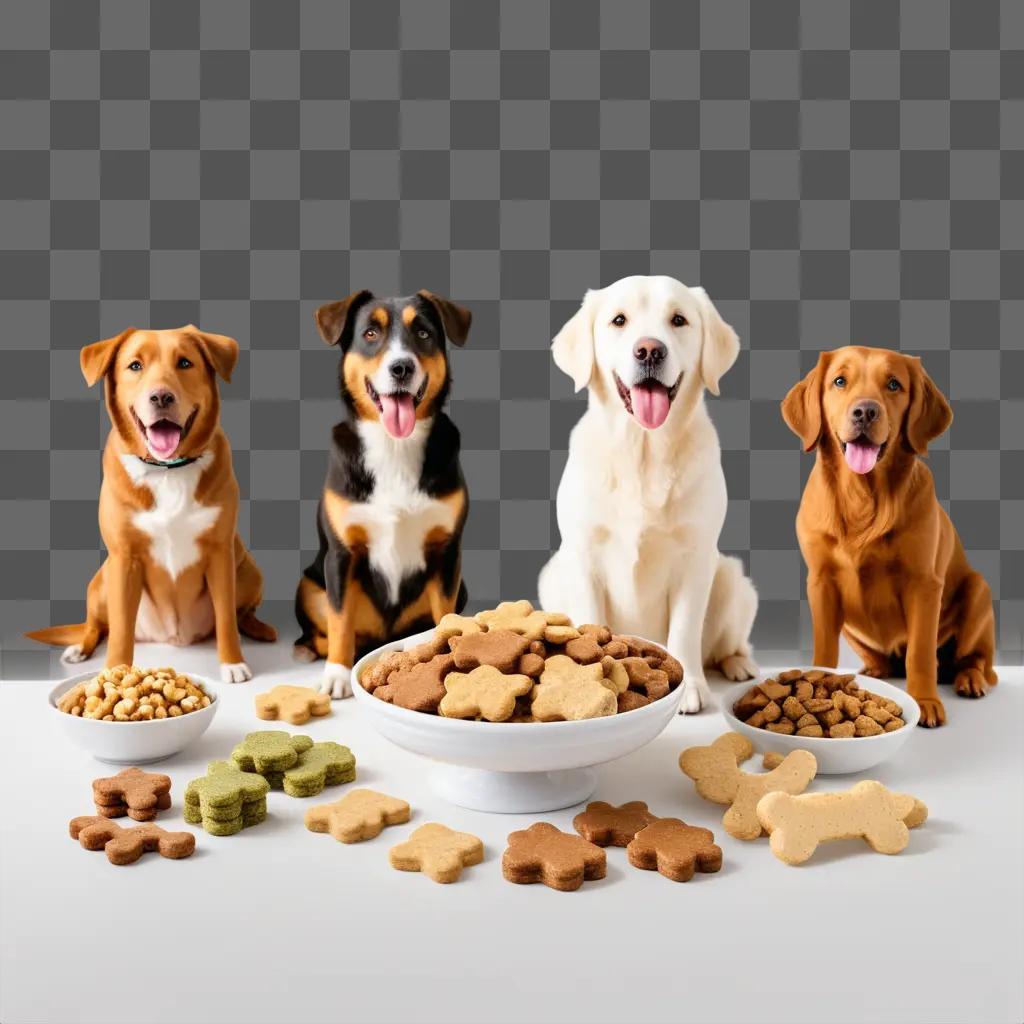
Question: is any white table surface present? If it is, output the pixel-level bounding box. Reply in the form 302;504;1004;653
2;643;1022;1024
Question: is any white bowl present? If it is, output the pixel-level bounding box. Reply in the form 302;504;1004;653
48;671;219;764
352;629;686;813
720;668;920;775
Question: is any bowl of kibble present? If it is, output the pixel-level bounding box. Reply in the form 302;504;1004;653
722;668;920;775
49;665;218;764
352;601;687;813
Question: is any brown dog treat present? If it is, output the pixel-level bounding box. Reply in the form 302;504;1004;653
450;628;530;672
435;613;484;641
626;818;723;882
620;658;670;701
746;709;767;728
820;706;843;728
475;600;573;643
758;679;792;701
733;690;768;719
602;639;629;659
803;670;827;682
762;700;782;723
794;680;814;702
861;701;894;725
563;634;605;664
577;623;612;645
362;651;405;692
532;656;617;721
92;767;172;822
777;669;804;682
782;696;806;722
439;665;534;722
854;714;885;737
388;823;484;884
600;655;629;694
305;789;410;843
766;719;795;735
796;723;824;737
884;718;905;732
803;697;833;714
518;652;546;677
374;654;455;713
572;800;659;847
69;816;195;865
528;639;547;657
795;712;818;731
255;685;331;725
829;721;856;738
545;624;582;644
659;652;683;688
617;690;651;713
502;822;606;891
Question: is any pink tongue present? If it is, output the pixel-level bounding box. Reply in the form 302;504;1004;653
380;394;417;439
630;384;671;430
147;421;182;459
845;441;880;474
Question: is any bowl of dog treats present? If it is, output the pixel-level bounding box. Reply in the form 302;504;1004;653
722;668;920;774
49;665;219;764
352;601;686;813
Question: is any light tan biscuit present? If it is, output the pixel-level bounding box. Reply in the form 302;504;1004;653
255;685;331;725
305;789;410;843
388;823;484;883
474;600;574;643
439;665;534;722
435;613;485;642
531;655;617;721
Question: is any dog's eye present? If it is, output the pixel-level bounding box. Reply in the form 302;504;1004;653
887;377;901;392
670;313;687;328
611;314;627;327
364;328;379;341
833;376;846;388
177;357;192;369
416;329;430;340
128;360;143;372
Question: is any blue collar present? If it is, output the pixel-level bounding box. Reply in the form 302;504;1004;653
136;455;200;470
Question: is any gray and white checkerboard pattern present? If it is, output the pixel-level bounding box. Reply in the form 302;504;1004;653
2;0;1022;678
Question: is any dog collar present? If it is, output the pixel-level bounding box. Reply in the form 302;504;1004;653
136;455;201;470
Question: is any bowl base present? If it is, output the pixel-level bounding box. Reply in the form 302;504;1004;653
430;764;597;813
91;753;176;765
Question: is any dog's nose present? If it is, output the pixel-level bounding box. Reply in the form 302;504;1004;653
148;389;176;410
850;400;880;426
633;337;666;365
388;358;416;384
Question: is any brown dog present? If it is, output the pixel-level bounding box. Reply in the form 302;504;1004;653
27;327;276;681
781;346;997;727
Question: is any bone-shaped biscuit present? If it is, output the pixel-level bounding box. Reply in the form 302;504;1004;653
756;780;928;865
304;788;410;843
388;823;484;883
679;732;817;840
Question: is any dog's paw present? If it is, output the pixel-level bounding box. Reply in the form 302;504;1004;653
220;661;253;684
321;662;352;700
720;654;758;681
292;644;317;664
61;644;88;664
677;676;710;715
953;668;989;699
915;696;946;728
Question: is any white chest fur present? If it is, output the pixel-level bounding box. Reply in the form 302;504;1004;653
120;453;220;579
349;421;457;604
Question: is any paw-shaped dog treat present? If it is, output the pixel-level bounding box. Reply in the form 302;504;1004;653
572;800;659;847
389;823;484;883
439;665;534;722
502;822;607;891
375;654;455;713
626;818;722;882
620;658;670;701
184;761;270;836
69;816;195;865
255;685;332;725
231;731;314;774
274;741;356;797
475;600;577;644
449;629;531;672
305;788;410;843
679;732;817;841
92;767;172;822
435;613;484;641
531;655;617;721
757;780;928;865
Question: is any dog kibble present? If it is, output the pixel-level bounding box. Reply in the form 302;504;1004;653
57;665;211;722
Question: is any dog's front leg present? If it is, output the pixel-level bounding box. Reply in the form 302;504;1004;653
206;544;251;683
323;544;356;699
104;552;143;668
905;578;945;728
667;550;718;714
807;572;843;668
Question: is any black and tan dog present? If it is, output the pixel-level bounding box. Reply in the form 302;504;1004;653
294;290;472;697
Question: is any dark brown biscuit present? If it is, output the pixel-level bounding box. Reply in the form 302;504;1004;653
627;818;722;882
617;690;651;713
657;651;683;688
572;801;659;847
620;658;670;701
449;628;531;672
92;767;172;822
518;652;545;677
374;654;455;713
502;822;606;892
69;816;195;865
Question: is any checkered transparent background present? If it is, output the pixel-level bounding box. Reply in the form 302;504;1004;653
2;0;1022;677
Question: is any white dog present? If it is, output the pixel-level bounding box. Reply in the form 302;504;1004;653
538;275;758;713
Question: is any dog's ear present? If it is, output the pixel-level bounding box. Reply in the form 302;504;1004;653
417;290;472;347
80;329;135;387
552;290;598;393
904;357;952;455
315;289;374;347
186;326;239;383
692;287;739;396
782;351;830;453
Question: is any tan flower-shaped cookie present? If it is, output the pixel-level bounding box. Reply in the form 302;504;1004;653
305;788;410;843
531;655;616;721
626;818;723;882
92;767;172;822
439;665;533;722
502;822;607;891
389;823;484;883
69;816;195;865
435;613;484;642
474;600;578;643
374;654;455;713
679;732;818;840
255;685;331;725
449;629;530;672
757;780;928;865
572;800;659;847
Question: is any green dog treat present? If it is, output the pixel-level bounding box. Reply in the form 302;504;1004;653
281;742;356;798
231;731;313;774
184;761;270;835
